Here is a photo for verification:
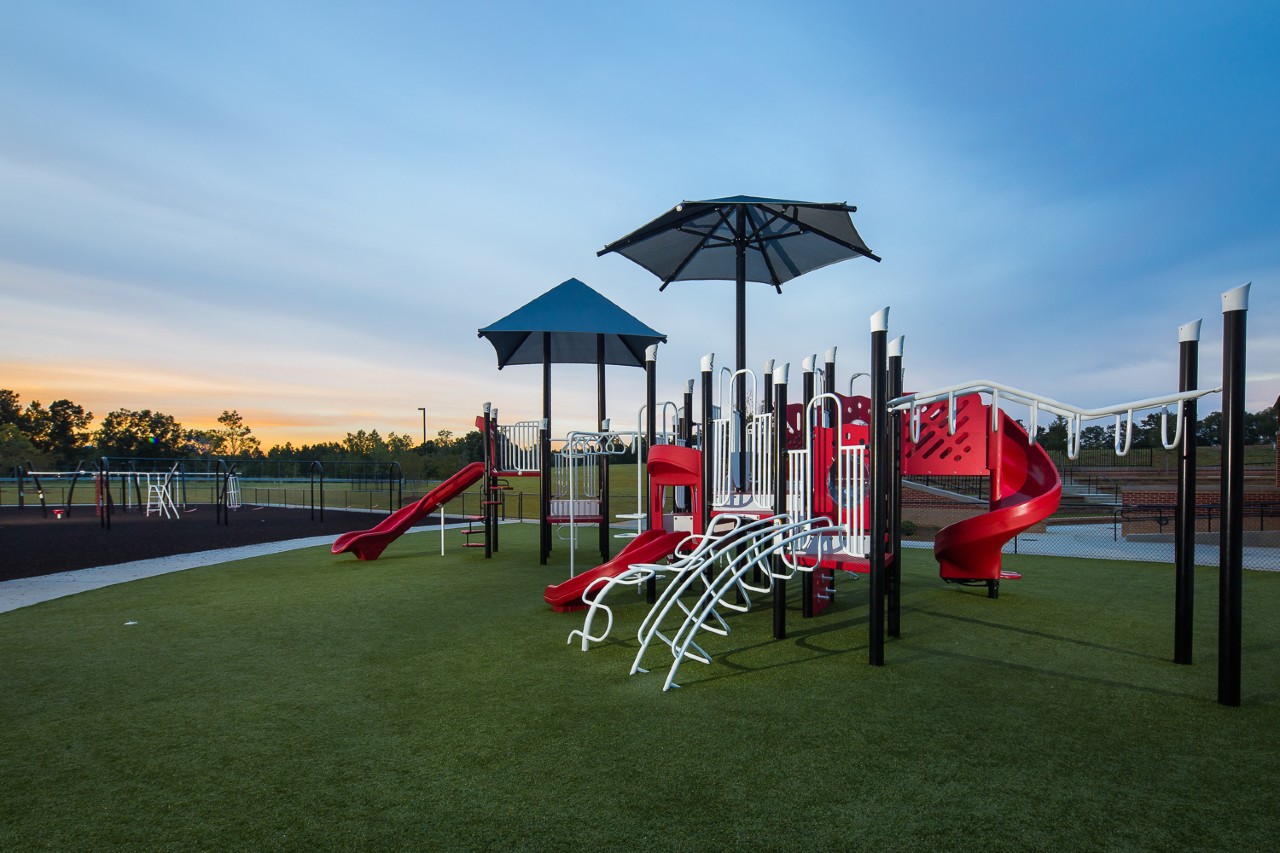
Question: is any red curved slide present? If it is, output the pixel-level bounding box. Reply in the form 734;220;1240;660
544;529;688;612
332;462;485;561
934;412;1061;582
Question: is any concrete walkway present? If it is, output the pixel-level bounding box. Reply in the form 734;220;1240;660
0;524;460;615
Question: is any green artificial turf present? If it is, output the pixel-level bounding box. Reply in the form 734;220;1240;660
1;526;1277;850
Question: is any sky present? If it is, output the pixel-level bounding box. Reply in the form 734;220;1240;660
2;0;1278;448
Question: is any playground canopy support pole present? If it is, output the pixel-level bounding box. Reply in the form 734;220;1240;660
701;354;714;533
1174;320;1199;664
597;333;611;563
888;335;904;638
1218;283;1249;707
645;346;659;603
801;354;817;619
735;206;748;493
869;307;889;666
483;404;494;559
773;363;789;640
541;333;552;565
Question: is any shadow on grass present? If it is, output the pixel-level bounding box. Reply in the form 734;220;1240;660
917;609;1166;661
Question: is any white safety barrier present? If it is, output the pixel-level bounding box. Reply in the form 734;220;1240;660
494;420;542;473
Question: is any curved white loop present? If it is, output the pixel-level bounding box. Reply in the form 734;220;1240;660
1160;403;1184;450
990;389;1001;432
1066;414;1082;461
910;404;923;443
1114;410;1134;457
1027;401;1039;446
947;391;957;435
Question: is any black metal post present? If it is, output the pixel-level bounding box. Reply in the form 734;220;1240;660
869;308;889;666
681;381;694;445
888;336;904;638
491;407;501;554
802;355;816;619
540;333;551;565
597;334;610;562
645;346;658;604
773;363;789;640
483;404;494;559
1219;283;1249;706
1174;320;1199;664
762;360;775;417
418;406;427;447
701;355;714;534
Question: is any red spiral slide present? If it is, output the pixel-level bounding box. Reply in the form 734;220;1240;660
934;411;1062;582
332;462;486;561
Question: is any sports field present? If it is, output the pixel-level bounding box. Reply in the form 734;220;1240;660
1;524;1276;850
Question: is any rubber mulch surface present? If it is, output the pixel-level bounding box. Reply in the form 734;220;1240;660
0;505;433;582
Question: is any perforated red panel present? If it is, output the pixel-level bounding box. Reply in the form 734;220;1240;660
784;394;870;451
900;393;989;477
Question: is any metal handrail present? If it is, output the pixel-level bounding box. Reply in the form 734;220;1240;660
890;379;1220;460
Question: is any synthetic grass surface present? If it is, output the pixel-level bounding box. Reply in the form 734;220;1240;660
1;525;1277;850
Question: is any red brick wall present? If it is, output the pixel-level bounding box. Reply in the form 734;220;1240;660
1121;489;1280;509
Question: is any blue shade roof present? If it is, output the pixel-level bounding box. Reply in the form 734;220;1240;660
477;278;667;369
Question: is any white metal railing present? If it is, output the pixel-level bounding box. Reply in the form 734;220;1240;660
890;380;1221;460
709;410;775;509
495;420;542;473
784;394;868;558
560;430;635;577
621;402;682;538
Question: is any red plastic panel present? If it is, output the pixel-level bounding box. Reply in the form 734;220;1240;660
900;393;989;477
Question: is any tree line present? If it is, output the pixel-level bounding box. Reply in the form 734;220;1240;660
1;389;483;479
3;387;1273;477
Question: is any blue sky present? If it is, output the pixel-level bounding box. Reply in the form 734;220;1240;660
2;1;1277;446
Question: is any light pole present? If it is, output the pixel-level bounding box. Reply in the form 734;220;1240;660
417;407;427;447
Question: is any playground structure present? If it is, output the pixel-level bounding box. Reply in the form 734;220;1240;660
14;458;245;528
329;267;1251;704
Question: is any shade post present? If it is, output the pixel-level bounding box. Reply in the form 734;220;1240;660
1174;320;1200;665
773;363;789;640
1219;283;1249;706
869;308;889;666
887;335;904;637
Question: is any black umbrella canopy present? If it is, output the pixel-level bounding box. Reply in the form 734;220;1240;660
597;195;881;293
477;277;666;369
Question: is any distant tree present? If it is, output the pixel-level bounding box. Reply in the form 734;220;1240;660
34;399;93;463
1079;425;1108;449
1196;411;1221;447
1245;406;1276;445
343;429;382;457
0;389;23;427
184;429;216;457
385;432;414;455
94;409;186;457
0;423;51;471
1035;416;1069;452
211;410;262;457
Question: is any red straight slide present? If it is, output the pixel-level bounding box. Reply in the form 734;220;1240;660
332;462;486;561
544;529;688;612
934;411;1061;582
